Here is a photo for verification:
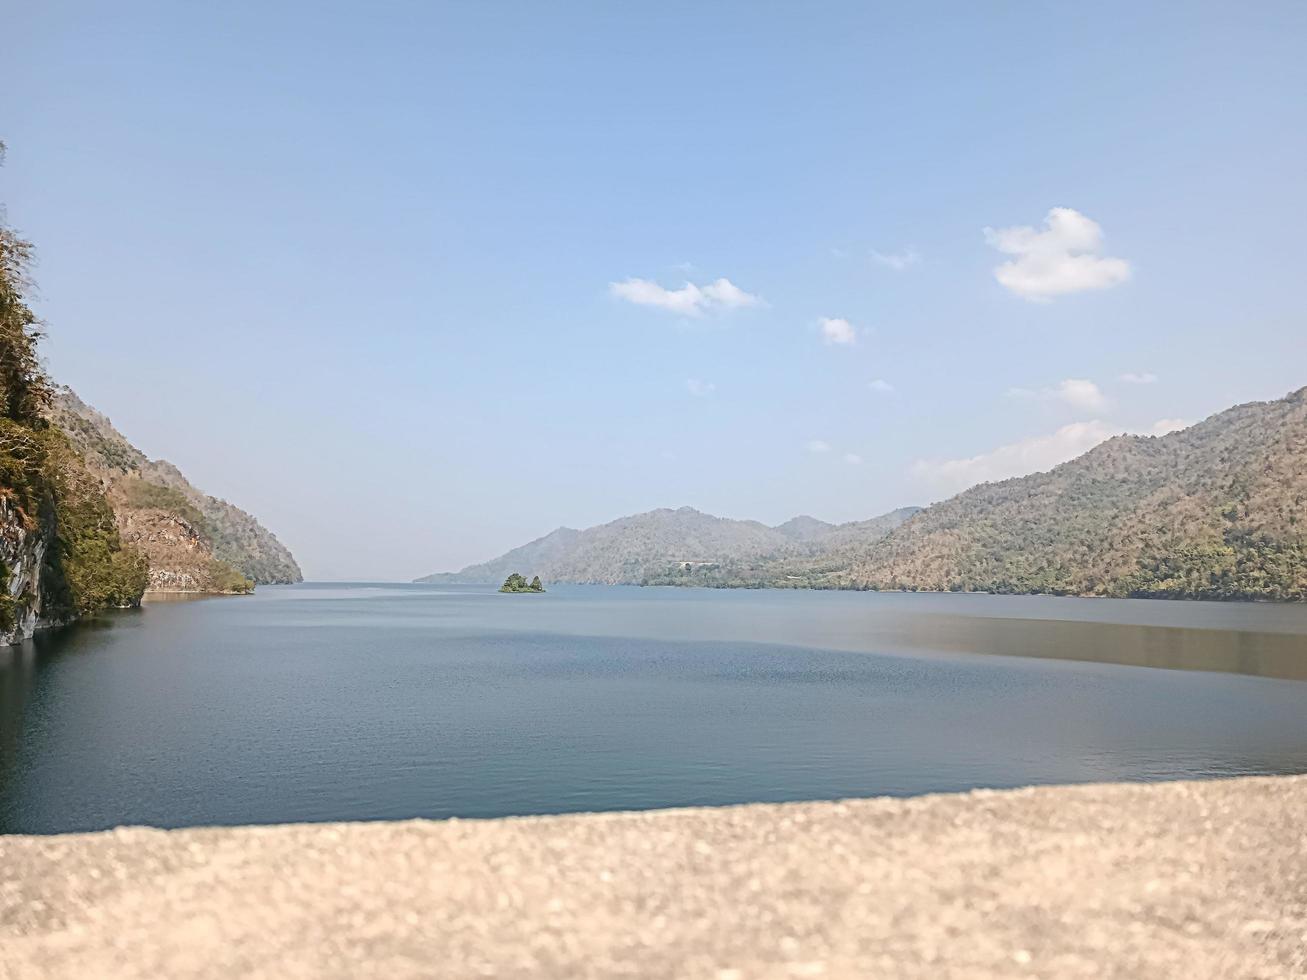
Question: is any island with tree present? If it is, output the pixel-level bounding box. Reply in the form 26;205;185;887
499;573;545;593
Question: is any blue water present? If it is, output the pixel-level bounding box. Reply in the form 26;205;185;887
2;583;1306;834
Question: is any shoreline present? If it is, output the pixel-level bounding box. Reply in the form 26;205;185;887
3;774;1304;978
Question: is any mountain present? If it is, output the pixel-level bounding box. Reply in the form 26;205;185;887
418;505;921;586
2;224;147;643
48;388;303;591
421;387;1307;602
772;515;836;543
746;388;1307;600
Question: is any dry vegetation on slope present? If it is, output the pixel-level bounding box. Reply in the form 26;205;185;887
778;387;1307;599
48;388;302;590
425;388;1307;602
420;506;922;586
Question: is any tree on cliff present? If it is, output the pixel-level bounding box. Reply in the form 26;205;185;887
0;143;147;631
0;146;49;428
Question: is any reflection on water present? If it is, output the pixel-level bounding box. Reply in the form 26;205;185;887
1;584;1306;834
895;614;1307;681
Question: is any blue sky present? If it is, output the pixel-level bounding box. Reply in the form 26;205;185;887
4;1;1306;579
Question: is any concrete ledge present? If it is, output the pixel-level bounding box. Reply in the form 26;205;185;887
2;776;1305;978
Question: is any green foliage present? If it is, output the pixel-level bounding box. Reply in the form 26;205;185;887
48;388;303;585
207;559;254;595
121;478;210;534
0;171;148;625
642;396;1307;603
499;572;545;593
0;221;50;427
40;435;149;617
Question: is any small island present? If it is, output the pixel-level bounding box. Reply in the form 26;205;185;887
500;573;545;593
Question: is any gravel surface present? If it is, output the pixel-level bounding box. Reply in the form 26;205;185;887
2;775;1306;979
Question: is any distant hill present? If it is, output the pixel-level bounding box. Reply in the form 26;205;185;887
422;388;1307;601
423;386;1307;601
772;515;836;543
418;506;922;586
49;388;303;590
752;387;1307;600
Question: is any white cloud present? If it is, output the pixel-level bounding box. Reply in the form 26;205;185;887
912;421;1117;497
871;247;920;271
609;276;761;317
1148;417;1189;435
1007;378;1109;412
984;207;1131;301
819;317;857;346
843;452;863;465
685;378;716;397
807;440;832;454
1120;371;1158;384
912;414;1194;497
868;379;895;393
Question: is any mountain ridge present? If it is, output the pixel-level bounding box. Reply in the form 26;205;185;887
48;387;303;590
683;387;1307;599
417;505;922;586
419;386;1307;601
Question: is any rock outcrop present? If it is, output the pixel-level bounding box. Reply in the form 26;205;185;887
0;496;52;644
48;388;302;591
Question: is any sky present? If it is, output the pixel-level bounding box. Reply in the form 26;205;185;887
3;1;1306;580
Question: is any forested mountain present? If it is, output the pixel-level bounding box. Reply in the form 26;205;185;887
717;388;1307;599
418;506;921;586
815;387;1307;599
48;388;303;589
424;388;1307;602
1;193;147;642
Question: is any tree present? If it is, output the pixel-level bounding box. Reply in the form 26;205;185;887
499;572;544;593
0;144;148;627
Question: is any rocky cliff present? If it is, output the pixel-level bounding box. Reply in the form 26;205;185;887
0;496;52;643
47;388;303;591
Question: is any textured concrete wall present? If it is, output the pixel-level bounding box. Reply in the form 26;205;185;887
2;775;1305;979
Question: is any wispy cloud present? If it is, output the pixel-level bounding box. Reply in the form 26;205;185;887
1006;378;1109;412
609;277;762;317
984;208;1131;301
1120;371;1158;384
871;247;920;271
819;317;857;346
685;378;716;397
807;439;832;454
843;452;863;465
1148;417;1188;435
868;379;895;393
912;421;1118;496
912;415;1194;497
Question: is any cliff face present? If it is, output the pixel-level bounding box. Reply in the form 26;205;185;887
2;196;174;642
113;502;244;594
0;425;148;646
48;388;302;590
0;496;52;644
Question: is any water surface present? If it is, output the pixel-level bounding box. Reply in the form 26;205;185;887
2;584;1305;834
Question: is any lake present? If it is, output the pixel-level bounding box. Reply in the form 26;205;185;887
2;583;1306;834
